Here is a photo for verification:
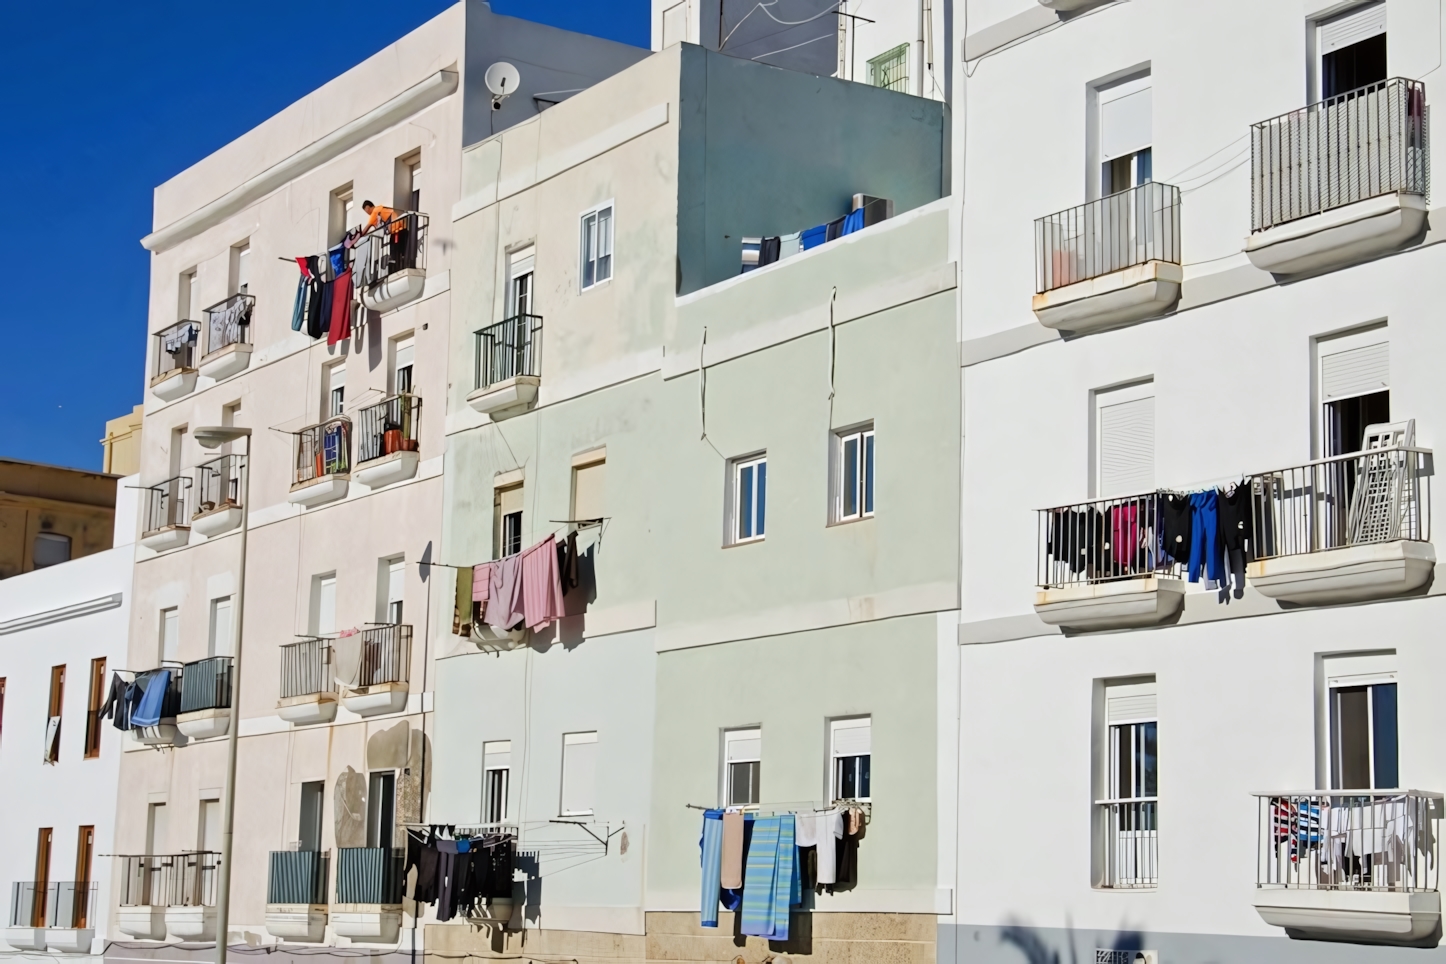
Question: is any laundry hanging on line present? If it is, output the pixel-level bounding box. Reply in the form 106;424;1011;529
453;531;581;638
404;826;515;922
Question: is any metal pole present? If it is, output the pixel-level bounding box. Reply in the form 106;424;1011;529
214;438;251;964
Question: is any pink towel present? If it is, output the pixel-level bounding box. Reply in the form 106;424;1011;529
487;555;524;633
520;535;566;631
472;562;495;603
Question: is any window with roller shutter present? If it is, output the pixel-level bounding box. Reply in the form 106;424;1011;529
1095;382;1155;498
1320;336;1389;456
561;731;598;816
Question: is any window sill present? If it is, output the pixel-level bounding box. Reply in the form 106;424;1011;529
827;513;875;528
725;536;766;548
580;277;613;294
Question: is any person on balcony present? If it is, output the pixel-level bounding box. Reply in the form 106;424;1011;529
361;200;410;275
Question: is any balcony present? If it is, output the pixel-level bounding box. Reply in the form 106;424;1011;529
176;656;232;739
5;881;98;952
150;321;199;401
333;848;403;943
1033;182;1181;334
354;394;421;489
355;212;428;314
192;454;245;538
1246;79;1429;275
139;476;193;551
337;624;412;717
1253;791;1443;946
198;293;255;380
289;417;350;508
116;853;220;941
277;637;338;725
1097;799;1157;890
1035;492;1187;631
266;850;329;942
1246;435;1434;605
128;667;183;746
468;314;542;419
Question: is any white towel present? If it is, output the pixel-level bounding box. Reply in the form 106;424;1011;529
794;810;844;884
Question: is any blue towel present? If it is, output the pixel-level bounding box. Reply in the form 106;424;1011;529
699;810;724;927
800;224;828;250
740;816;779;936
840;208;866;236
291;277;307;331
772;815;797;940
131;670;171;727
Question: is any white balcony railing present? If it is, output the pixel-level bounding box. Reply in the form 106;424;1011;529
1256;791;1441;893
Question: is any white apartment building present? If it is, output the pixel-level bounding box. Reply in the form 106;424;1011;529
0;479;137;959
110;5;644;963
949;0;1446;961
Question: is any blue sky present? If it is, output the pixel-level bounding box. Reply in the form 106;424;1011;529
1;1;647;472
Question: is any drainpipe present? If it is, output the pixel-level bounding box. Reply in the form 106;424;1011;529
917;0;926;97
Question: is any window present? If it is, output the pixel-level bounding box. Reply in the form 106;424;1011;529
198;798;221;853
571;451;606;523
146;802;168;856
580;204;613;289
560;732;598;816
231;242;251;297
32;829;52;927
160;608;180;663
325;362;346;418
1096;74;1152;196
1094;381;1155;498
391;336;415;395
868;44;910;93
74;826;94;927
1099;678;1157;888
33;532;71;569
484;740;512;824
45;665;64;764
831;717;872;802
495;484;524;558
1320;336;1389;457
385;559;405;625
299;781;325;851
1319;2;1386;100
730;455;767;544
508;247;534;318
1326;653;1398;790
329;185;355;246
208;597;233;657
366;771;397;848
313;575;337;636
834;426;875;522
180;269;199;321
407;159;422;212
84;658;106;759
724;728;761;806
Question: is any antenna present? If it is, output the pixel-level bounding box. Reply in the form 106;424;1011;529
484;62;521;111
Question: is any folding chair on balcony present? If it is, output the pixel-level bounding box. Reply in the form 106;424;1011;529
1347;420;1417;546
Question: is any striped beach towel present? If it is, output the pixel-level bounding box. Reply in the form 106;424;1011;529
739;815;799;940
699;810;724;927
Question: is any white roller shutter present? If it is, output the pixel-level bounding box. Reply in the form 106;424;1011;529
1098;396;1155;497
484;740;512;771
832;719;871;756
1101;86;1153;162
1322;341;1388;400
1106;680;1158;724
561;732;598;815
1321;2;1386;54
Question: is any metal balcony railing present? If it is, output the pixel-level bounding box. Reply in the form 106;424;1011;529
279;637;334;699
356;394;421;464
116;853;220;907
1256;791;1442;892
335;848;404;905
358;623;411;687
353;212;428;289
1097;798;1158;889
178;656;232;714
294;417;351;485
1038;492;1183;589
475;314;543;391
1251;444;1431;561
153;321;200;378
202;293;255;356
194;454;245;516
1038;442;1432;589
1035;182;1181;293
142;476;193;534
268;850;329;905
1251;77;1429;233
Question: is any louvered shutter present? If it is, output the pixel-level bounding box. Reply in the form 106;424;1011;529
1099;396;1155;497
1106;681;1158;724
1322;341;1388;400
1321;2;1385;53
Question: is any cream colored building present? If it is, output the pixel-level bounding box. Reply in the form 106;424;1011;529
108;4;644;961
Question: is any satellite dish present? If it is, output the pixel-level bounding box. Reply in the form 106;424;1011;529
484;62;521;99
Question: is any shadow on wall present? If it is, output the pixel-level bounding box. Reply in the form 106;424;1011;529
1000;919;1147;964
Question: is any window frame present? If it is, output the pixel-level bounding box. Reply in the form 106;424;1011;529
867;43;910;93
728;453;768;546
560;731;599;817
832;424;875;524
159;607;180;663
325;361;347;419
84;657;106;759
722;727;762;807
483;740;512;825
208;596;233;658
579;201;615;292
829;716;872;803
1091;378;1156;499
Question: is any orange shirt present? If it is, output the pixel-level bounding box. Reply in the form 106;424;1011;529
364;205;401;234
